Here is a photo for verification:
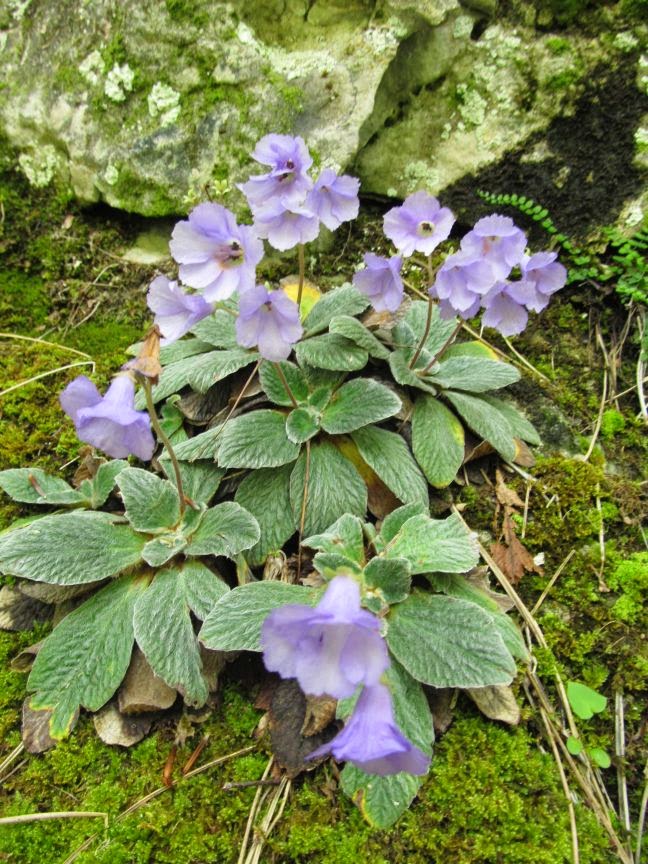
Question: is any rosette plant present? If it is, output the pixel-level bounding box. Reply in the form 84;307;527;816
0;133;566;827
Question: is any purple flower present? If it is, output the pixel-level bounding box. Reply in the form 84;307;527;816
308;683;430;776
352;253;404;313
169;203;263;302
430;251;496;317
520;251;567;311
383;191;455;257
235;285;303;361
261;576;389;699
60;374;155;461
307;169;360;231
147;275;213;344
239;134;314;209
252;199;320;251
460;214;527;280
481;282;529;336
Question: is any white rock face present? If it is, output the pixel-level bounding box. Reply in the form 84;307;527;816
0;0;645;220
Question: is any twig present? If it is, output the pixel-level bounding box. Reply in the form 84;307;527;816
583;369;608;462
0;360;96;397
0;811;108;829
502;335;551;381
636;313;647;422
0;743;24;783
594;488;609;592
636;760;648;864
182;735;210;775
538;706;580;864
521;482;531;538
615;692;632;851
530;549;576;615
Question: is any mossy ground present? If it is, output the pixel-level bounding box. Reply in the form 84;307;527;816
0;137;645;863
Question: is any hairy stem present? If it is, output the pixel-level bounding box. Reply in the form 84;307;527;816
421;321;462;374
273;362;299;408
408;255;435;369
143;378;186;518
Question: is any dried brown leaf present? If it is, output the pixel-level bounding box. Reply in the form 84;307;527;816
10;640;43;672
22;699;60;753
428;688;455;736
301;695;337;737
269;679;335;778
495;469;525;509
490;512;542;585
466;684;521;725
94;701;152;747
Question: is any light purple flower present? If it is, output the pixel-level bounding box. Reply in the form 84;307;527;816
261;576;389;699
520;251;567;311
147;275;213;344
352;253;404;313
308;683;430;776
460;214;527;280
235;285;303;361
307;169;360;231
60;374;155;461
383;191;455;257
253;199;320;251
430;251;496;317
170;203;263;302
239;134;314;209
481;282;529;336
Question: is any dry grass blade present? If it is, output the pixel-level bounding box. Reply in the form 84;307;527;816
0;360;96;397
531;549;576;615
0;742;24;784
583;368;608;462
0;811;108;828
242;775;291;864
538;704;580;864
0;332;93;360
238;757;274;864
636;760;648;864
615;692;632;851
62;744;256;864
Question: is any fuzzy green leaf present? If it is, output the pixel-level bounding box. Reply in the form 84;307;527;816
142;533;187;567
173;425;224;462
303;283;369;336
351;425;428;506
117;468;181;533
387;592;517;687
376;503;428;549
286;407;320;444
218;410;299;469
289;441;367;536
185;502;260;558
0;511;144;585
412;396;465;488
82;459;130;508
296;333;369;372
388;350;437;394
479;395;541;446
200;581;319;651
404;301;459;357
235;465;296;567
191;309;239;348
303;513;366;566
329;315;390;359
321;380;401;434
259;361;309;407
160;460;225;506
427;356;520;392
383;512;478;575
150;349;258;402
28;575;145;738
0;468;87;506
444;391;517;461
364;556;411;604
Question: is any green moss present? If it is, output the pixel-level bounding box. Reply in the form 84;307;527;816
607;552;648;623
546;37;572;55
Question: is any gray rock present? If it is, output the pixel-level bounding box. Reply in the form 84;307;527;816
118;648;177;714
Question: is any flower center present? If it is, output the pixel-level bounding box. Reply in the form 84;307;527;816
217;240;244;269
418;220;435;236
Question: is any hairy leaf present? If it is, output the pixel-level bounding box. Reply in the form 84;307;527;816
427;356;520;392
444;391;517;461
296;333;368;372
383;512;478;574
329;315;390;359
0;468;86;506
235;465;295;567
352;425;428;506
185;502;260;558
303;283;369;336
259;361;309;407
117;468;181;533
411;396;464;488
321;380;401;434
218;410;299;469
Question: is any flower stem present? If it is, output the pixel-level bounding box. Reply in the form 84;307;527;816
143;378;186;518
296;243;305;311
273;362;299;408
420;321;462;374
408;255;435;369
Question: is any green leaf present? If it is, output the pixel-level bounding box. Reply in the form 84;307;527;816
444;391;517;461
84;459;130;508
442;341;501;361
235;465;295;567
312;552;363;577
159;401;186;440
303;513;366;566
117;468;181;533
160;337;213;363
321;380;401;434
387;592;517;687
200;581;319;651
308;386;332;411
303;283;369;336
191;308;239;348
296;333;368;372
351;425;428;506
376;502;428;548
364;556;411;604
427;356;520;392
0;468;86;506
329;315;390;359
28;575;144;738
404;301;459;356
0;511;145;585
388;350;437;394
411;396;464;488
142;533;187;567
150;349;258;403
479;395;541;446
286;407;320;444
566;736;583;756
383;512;478;574
160;460;225;506
259;361;309;407
289;441;367;536
300;364;344;392
185;502;260;558
566;681;607;719
134;563;227;706
589;747;611;769
218;410;299;469
340;661;432;828
173;425;224;462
